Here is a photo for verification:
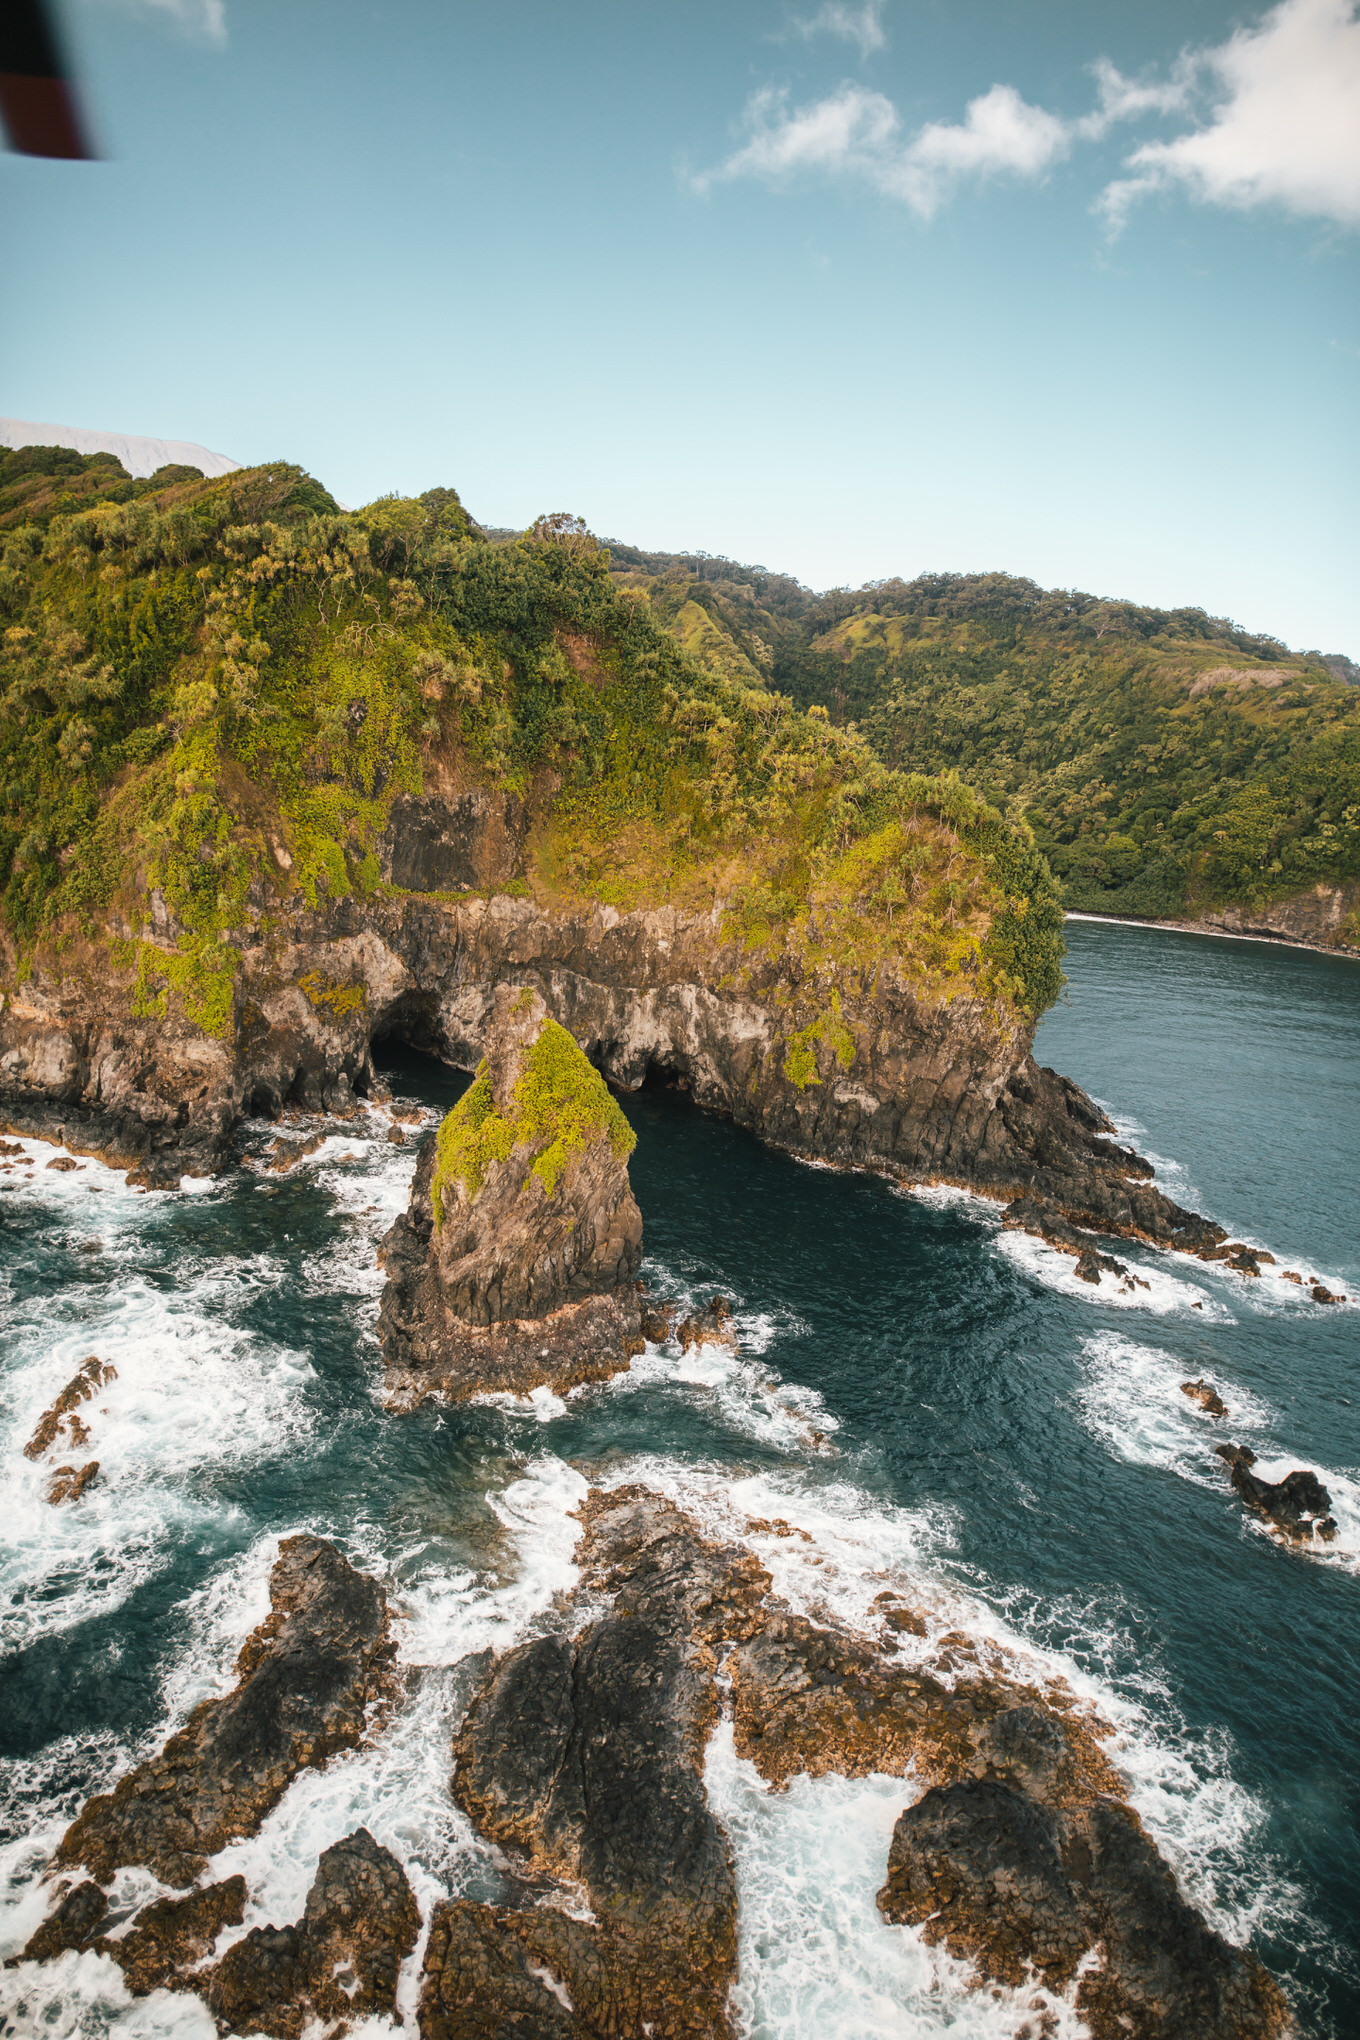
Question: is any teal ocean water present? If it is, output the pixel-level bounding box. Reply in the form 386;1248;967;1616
1;918;1357;2038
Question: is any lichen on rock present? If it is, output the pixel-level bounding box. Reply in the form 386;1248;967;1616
379;983;644;1405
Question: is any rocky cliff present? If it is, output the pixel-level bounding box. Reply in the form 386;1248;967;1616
378;981;644;1404
0;779;1227;1256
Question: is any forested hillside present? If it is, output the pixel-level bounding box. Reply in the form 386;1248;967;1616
609;542;1360;933
0;452;1064;1040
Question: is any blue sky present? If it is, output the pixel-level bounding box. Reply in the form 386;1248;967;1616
3;0;1358;651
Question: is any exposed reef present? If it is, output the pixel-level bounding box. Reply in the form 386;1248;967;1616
378;982;644;1405
54;1535;394;1885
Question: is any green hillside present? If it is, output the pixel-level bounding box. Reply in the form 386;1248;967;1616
0;456;1063;1039
609;545;1360;933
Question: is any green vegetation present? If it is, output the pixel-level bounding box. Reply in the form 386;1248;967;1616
0;457;1067;1044
430;1017;636;1223
783;992;856;1090
611;549;1360;926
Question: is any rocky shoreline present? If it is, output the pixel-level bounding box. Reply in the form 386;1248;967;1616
12;1489;1291;2039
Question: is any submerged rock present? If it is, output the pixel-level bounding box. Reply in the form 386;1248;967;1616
1002;1195;1132;1285
379;984;643;1405
1216;1446;1337;1543
54;1536;394;1885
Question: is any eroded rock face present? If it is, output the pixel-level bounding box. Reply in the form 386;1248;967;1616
379;984;643;1404
54;1536;394;1886
0;806;1234;1265
423;1489;771;2040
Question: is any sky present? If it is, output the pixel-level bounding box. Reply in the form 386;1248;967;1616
2;0;1358;652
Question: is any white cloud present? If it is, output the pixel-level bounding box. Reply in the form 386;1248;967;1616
696;80;1069;219
1100;0;1360;229
698;0;1360;232
793;3;887;60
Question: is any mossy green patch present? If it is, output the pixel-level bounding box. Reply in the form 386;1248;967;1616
783;992;855;1090
297;969;367;1019
429;1017;636;1225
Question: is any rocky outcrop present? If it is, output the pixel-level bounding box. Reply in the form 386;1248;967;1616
378;984;644;1404
54;1536;394;1885
205;1828;419;2037
0;796;1232;1263
23;1355;117;1459
878;1779;1289;2039
422;1489;770;2040
426;1485;1285;2040
1216;1445;1338;1543
1182;1378;1228;1419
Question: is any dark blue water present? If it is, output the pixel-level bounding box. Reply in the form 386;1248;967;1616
1;918;1357;2038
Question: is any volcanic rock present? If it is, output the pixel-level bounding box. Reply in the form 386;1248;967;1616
105;1877;248;1995
10;1878;109;1964
379;984;643;1405
426;1489;771;2040
1215;1447;1337;1542
54;1536;394;1885
878;1783;1289;2038
677;1295;738;1352
205;1829;419;2037
1182;1378;1228;1419
23;1355;117;1458
46;1459;99;1504
1002;1196;1130;1285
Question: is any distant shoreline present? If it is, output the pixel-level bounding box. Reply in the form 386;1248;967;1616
1064;909;1360;963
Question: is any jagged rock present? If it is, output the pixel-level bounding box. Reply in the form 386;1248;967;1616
54;1537;394;1885
46;1155;80;1172
677;1295;737;1352
9;1878;108;1964
1311;1283;1345;1304
105;1877;247;1995
206;1830;418;2037
1216;1448;1336;1543
1002;1196;1133;1285
46;1459;99;1504
432;1489;770;2040
1182;1378;1228;1418
379;984;643;1405
23;1355;117;1458
878;1782;1289;2038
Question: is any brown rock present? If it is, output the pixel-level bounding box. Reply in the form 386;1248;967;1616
11;1879;108;1964
23;1355;117;1458
379;985;643;1405
206;1830;418;2037
46;1155;81;1172
1311;1284;1344;1304
105;1877;247;1995
54;1537;394;1886
46;1460;99;1504
1181;1378;1228;1419
1216;1449;1334;1543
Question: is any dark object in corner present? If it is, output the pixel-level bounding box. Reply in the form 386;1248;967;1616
0;0;94;157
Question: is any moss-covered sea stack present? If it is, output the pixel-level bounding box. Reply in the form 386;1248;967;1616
378;984;644;1405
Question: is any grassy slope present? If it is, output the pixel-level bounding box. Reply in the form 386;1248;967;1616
608;546;1360;935
0;459;1064;1047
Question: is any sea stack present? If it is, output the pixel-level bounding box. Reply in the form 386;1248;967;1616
378;984;644;1405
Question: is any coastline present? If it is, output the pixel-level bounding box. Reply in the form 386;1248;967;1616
1064;908;1360;963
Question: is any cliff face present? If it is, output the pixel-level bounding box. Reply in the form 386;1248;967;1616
378;982;644;1405
0;789;1221;1258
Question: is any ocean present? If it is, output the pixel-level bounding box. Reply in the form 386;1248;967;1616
2;916;1357;2038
